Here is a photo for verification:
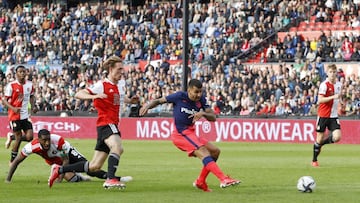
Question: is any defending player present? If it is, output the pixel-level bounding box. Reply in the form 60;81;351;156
6;129;132;183
139;79;241;192
48;56;138;189
312;64;342;167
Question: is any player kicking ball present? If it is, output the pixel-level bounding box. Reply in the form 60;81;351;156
139;79;241;192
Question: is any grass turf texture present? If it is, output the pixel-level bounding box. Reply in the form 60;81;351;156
1;139;359;203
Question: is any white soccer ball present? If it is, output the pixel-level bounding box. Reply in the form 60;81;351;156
297;176;316;193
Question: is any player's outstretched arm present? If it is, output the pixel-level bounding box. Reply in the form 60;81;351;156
5;154;27;183
75;89;107;100
139;97;167;116
202;108;217;122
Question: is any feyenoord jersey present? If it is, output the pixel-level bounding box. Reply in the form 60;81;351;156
21;134;71;165
4;80;34;121
317;79;342;118
87;78;122;126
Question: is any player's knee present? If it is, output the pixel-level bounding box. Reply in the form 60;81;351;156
110;146;123;155
89;163;102;172
211;148;220;159
333;134;341;142
332;130;341;142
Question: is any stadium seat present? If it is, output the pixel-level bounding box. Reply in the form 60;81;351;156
323;22;332;29
289;27;297;32
310;16;316;23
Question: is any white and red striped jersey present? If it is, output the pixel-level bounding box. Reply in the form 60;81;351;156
4;80;34;121
317;79;342;118
87;78;123;126
21;134;71;165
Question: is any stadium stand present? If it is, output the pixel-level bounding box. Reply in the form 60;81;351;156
0;0;358;118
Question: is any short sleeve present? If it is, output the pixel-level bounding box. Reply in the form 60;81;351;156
87;81;104;95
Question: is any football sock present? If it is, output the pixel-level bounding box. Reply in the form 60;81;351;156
107;153;120;179
87;170;107;179
60;161;88;174
198;167;210;183
203;156;226;181
198;156;217;182
322;133;334;145
69;174;81;182
10;151;17;162
312;142;321;162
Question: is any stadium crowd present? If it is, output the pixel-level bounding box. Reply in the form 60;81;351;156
0;0;359;117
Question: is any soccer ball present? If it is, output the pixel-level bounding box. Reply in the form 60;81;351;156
297;176;316;193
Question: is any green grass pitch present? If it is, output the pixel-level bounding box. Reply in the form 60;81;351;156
1;139;359;203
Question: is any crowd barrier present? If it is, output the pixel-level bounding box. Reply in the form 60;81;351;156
0;116;359;144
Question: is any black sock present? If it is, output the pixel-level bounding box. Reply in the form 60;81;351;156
87;170;107;179
10;151;18;162
60;161;88;174
107;153;120;179
322;134;334;145
312;142;322;162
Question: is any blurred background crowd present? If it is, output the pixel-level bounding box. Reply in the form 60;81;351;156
0;0;359;118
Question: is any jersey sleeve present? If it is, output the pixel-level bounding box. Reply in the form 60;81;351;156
4;83;12;98
21;143;33;157
56;136;71;157
60;141;71;157
318;82;327;96
87;81;104;95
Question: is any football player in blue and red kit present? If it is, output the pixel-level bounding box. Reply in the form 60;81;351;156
139;79;241;192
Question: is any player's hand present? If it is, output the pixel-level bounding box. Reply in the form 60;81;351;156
139;106;148;117
189;112;203;123
333;94;340;99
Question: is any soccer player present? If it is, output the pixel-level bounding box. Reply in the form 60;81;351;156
139;79;240;192
2;65;37;163
312;64;342;167
6;129;132;183
48;56;138;189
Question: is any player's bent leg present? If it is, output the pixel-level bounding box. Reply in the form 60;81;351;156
5;132;13;149
331;129;342;143
204;142;220;161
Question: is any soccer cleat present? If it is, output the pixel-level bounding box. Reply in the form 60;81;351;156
48;164;61;188
193;179;212;192
5;132;13;149
311;161;319;167
119;176;133;183
103;178;126;189
220;176;241;188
